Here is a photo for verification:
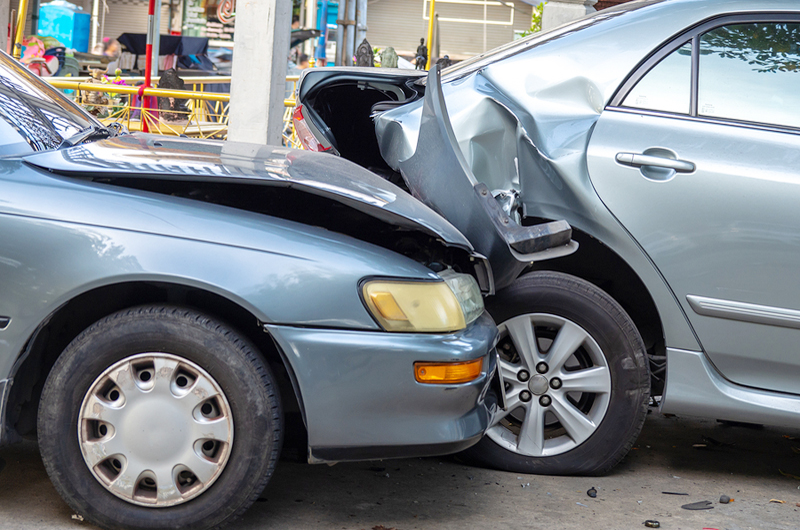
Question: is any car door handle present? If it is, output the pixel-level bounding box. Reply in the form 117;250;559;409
616;153;695;173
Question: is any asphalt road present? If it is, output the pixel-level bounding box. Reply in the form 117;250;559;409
2;412;800;530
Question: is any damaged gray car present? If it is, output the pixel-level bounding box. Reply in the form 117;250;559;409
295;0;800;476
0;51;502;529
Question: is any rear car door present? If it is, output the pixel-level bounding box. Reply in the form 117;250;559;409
587;15;800;394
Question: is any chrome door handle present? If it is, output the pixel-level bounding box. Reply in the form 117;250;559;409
616;153;695;173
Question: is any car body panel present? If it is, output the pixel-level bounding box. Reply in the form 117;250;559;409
589;109;800;395
267;312;498;461
24;134;475;253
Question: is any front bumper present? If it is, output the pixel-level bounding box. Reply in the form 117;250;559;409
265;312;499;463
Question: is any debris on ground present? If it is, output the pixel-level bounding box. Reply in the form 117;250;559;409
576;502;588;507
71;514;84;522
587;487;597;498
643;521;660;528
693;443;708;449
702;436;734;447
784;435;797;441
769;499;786;504
719;495;732;504
681;500;714;510
521;483;530;488
791;447;800;454
779;469;800;480
662;491;689;495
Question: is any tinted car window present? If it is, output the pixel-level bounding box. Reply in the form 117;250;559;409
622;42;691;114
0;52;97;153
698;23;800;128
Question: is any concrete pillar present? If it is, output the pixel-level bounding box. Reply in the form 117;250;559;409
228;0;292;146
0;0;9;53
344;0;356;66
355;0;367;47
542;0;597;31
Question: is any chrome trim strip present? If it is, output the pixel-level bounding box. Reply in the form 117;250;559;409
687;295;800;329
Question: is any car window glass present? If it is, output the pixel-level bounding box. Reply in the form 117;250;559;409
622;41;691;114
698;23;800;128
0;52;96;152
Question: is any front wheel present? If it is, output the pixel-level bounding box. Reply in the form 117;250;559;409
462;271;649;475
38;306;282;530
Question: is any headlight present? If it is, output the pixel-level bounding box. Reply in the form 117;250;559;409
362;271;484;333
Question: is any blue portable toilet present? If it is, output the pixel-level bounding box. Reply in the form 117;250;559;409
38;0;91;52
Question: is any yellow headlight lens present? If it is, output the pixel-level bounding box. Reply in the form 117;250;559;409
414;358;484;384
363;280;466;332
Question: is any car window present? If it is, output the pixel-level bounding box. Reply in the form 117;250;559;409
0;52;97;153
698;23;800;129
622;42;691;115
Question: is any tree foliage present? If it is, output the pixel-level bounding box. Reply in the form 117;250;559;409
701;23;800;74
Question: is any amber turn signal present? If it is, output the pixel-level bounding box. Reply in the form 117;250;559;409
414;358;484;384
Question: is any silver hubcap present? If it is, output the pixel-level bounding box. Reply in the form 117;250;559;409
488;313;611;458
78;353;233;507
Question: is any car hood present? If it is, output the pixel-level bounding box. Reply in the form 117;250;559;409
23;134;474;252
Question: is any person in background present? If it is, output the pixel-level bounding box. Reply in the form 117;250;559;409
297;54;310;70
292;15;301;30
103;38;121;59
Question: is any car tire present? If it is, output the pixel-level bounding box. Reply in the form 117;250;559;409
462;271;649;476
38;305;282;530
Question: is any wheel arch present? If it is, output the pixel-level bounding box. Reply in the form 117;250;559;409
524;226;667;395
3;280;307;444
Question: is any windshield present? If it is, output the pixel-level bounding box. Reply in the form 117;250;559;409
442;0;665;82
0;51;98;153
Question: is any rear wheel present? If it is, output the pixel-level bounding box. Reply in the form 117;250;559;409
38;306;282;530
462;271;649;475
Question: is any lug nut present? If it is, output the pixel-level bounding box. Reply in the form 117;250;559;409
518;370;530;382
550;378;562;390
536;362;549;374
539;395;552;407
520;390;532;403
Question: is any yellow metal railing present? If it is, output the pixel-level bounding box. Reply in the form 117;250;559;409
47;75;303;146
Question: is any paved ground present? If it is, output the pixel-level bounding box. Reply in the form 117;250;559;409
2;411;800;530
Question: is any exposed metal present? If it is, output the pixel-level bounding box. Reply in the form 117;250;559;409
78;353;233;507
489;313;610;458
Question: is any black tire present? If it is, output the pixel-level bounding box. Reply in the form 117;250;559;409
461;271;649;476
38;306;283;530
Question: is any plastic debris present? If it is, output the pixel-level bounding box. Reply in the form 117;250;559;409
681;500;714;510
662;491;689;495
719;495;732;504
587;487;597;498
693;443;708;449
702;436;734;447
576;502;588;507
521;483;530;488
71;514;84;522
769;499;786;504
643;521;660;529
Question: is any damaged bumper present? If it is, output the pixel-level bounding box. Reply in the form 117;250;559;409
392;67;578;289
265;312;499;463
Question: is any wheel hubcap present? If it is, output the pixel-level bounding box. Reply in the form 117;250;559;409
78;353;233;507
488;313;611;458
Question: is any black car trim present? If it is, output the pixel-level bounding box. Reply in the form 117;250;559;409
605;106;800;137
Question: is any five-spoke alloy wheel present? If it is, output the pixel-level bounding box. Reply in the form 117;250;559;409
461;271;650;476
38;306;282;530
